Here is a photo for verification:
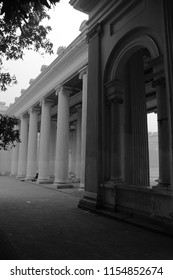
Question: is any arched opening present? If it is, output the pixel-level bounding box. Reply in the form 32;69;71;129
104;32;170;188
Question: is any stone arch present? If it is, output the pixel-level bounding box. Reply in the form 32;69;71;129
103;28;161;186
104;28;161;83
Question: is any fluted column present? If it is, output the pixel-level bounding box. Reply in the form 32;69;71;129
110;97;121;180
11;124;19;176
157;79;170;186
26;108;39;180
69;125;74;176
17;115;29;178
163;0;173;190
54;86;72;187
71;124;77;177
129;50;149;186
11;143;19;176
79;67;88;188
37;99;53;183
50;120;57;178
75;105;82;180
152;56;170;188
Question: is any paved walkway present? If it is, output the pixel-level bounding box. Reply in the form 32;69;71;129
0;176;173;260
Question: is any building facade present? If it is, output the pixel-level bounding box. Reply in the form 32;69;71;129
1;0;173;230
70;0;173;228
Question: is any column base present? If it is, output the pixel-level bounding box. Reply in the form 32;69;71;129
154;179;171;190
107;177;124;185
79;183;85;189
17;175;26;180
10;173;17;177
78;191;97;210
25;177;36;182
37;178;53;184
53;181;73;189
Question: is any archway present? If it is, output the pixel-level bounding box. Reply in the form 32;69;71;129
103;30;169;187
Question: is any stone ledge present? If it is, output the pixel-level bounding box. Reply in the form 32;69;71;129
78;202;173;237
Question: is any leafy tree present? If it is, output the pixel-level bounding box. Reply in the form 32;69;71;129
0;0;60;91
0;114;20;150
0;0;60;149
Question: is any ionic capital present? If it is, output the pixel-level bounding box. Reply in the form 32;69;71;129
28;107;40;115
39;98;54;107
79;66;88;79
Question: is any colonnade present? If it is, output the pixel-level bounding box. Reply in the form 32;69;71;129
8;67;88;187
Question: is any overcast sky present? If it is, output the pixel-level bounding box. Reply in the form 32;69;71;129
0;0;88;106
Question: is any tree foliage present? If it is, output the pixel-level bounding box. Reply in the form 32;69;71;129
0;114;20;150
0;0;60;150
0;0;60;91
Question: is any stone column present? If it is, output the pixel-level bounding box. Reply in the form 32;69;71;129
75;105;82;181
79;67;88;188
163;0;173;190
37;99;53;183
110;97;121;181
54;86;72;187
26;108;39;180
50;120;57;179
11;124;19;176
11;143;19;176
152;56;170;188
17;115;29;178
0;150;6;175
69;125;75;176
128;50;149;186
71;124;77;177
157;79;170;187
68;128;73;175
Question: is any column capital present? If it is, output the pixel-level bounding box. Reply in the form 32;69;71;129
107;93;123;105
28;107;40;115
55;85;61;96
86;23;102;43
19;114;29;121
39;98;54;107
61;86;73;94
79;66;88;79
150;55;164;82
55;86;73;96
105;79;124;104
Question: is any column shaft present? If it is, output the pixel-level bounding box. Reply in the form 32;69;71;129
156;80;170;186
26;109;39;180
79;68;88;188
110;99;121;180
129;51;149;186
50;121;57;178
75;106;82;180
17;115;29;177
38;100;52;182
11;143;19;176
71;127;77;176
54;87;71;186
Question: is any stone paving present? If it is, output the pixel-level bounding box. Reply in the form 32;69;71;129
0;176;173;260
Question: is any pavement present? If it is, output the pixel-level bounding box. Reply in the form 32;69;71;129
0;176;173;260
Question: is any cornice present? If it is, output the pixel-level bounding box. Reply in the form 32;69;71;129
69;0;99;14
7;32;88;117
